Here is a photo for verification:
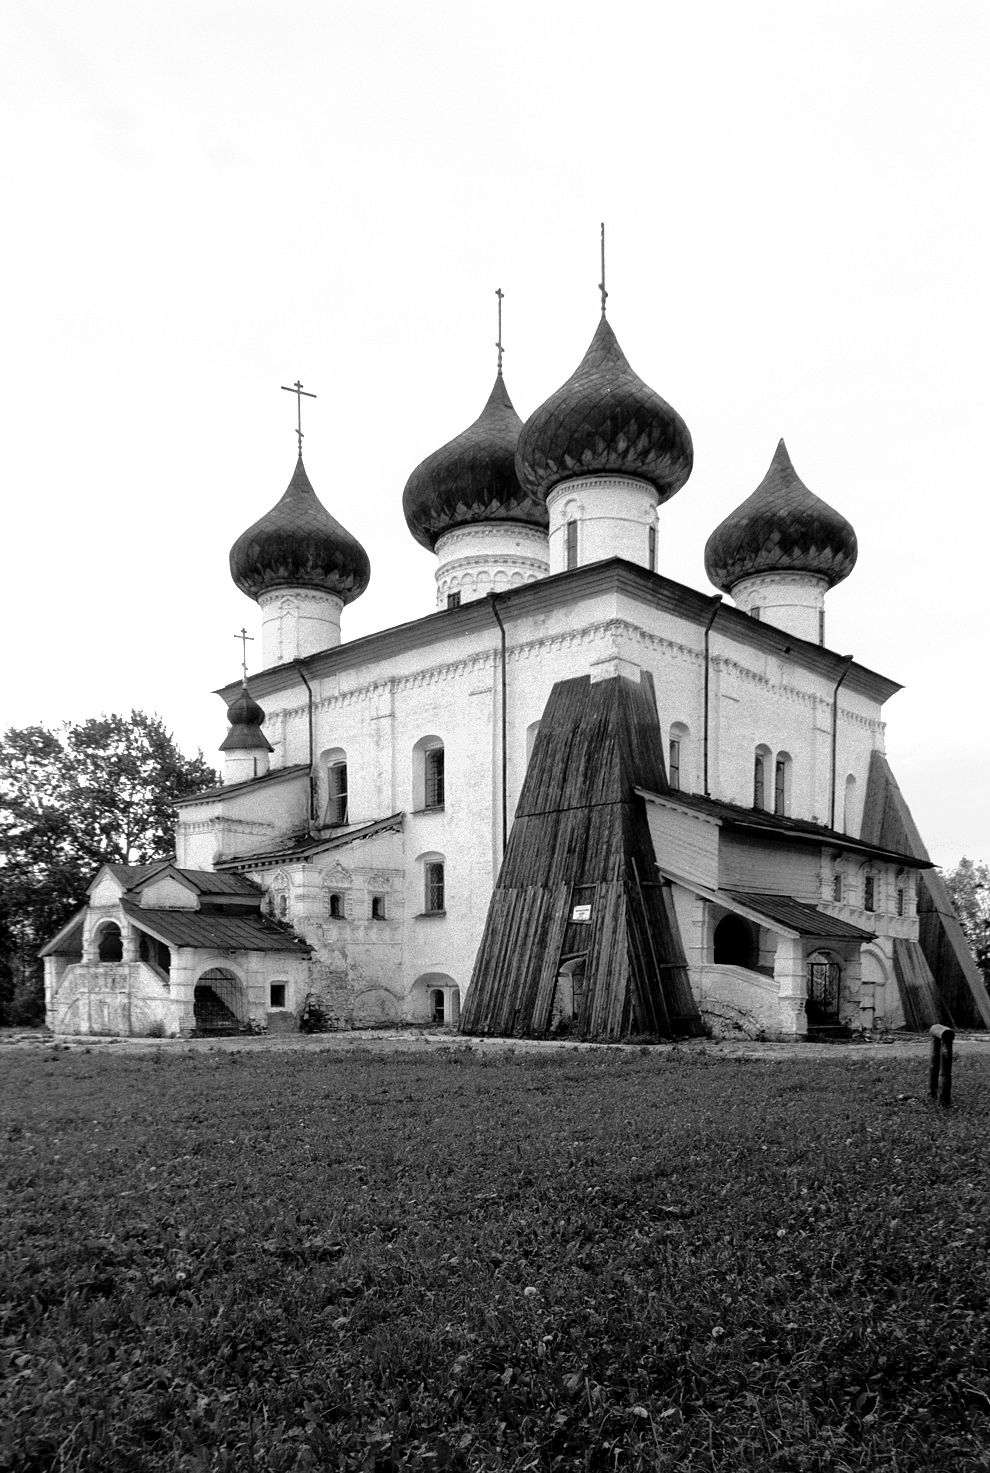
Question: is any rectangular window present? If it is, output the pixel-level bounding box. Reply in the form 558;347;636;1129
269;983;287;1009
774;758;786;816
648;524;657;572
371;893;387;920
751;607;761;621
832;874;843;903
425;747;445;808
864;876;875;912
819;608;825;645
565;519;578;570
447;591;461;609
329;762;348;825
425;862;445;914
754;755;765;809
896;887;905;917
668;737;681;792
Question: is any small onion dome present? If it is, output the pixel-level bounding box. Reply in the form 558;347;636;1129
219;683;274;753
515;316;693;503
704;439;858;594
402;374;545;552
229;456;371;603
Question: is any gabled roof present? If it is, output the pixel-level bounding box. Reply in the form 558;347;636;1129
134;865;261;898
215;812;405;871
173;763;310;807
121;901;311;954
637;788;931;869
37;909;87;958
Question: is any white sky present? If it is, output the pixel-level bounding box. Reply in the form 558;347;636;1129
2;0;987;870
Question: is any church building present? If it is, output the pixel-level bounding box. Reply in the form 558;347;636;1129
42;282;989;1040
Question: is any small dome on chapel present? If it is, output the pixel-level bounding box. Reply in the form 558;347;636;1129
219;683;274;754
704;439;858;594
229;456;371;604
515;316;693;503
402;373;546;551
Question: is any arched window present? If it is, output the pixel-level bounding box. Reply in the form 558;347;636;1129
412;736;445;812
774;751;792;817
322;747;348;826
668;722;689;793
327;892;344;919
843;774;857;834
754;745;771;810
97;922;123;963
863;872;876;913
713;914;757;968
425;860;445;914
268;872;290;921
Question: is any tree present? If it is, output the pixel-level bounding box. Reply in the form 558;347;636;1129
0;712;218;1025
944;857;990;983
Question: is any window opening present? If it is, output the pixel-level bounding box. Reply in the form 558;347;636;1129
424;862;445;914
270;983;287;1009
371;894;387;920
896;887;905;917
713;915;757;968
648;523;657;572
424;747;445;808
668;737;681;792
446;591;461;609
832;874;843;903
327;892;343;919
98;923;123;963
565;519;578;570
774;757;787;816
328;761;348;826
751;606;761;621
819;608;825;645
864;876;875;912
754;753;766;809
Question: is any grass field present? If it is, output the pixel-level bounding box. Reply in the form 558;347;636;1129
2;1045;989;1471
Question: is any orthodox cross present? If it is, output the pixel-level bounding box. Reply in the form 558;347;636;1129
281;379;317;454
598;221;608;316
495;287;504;374
235;627;254;682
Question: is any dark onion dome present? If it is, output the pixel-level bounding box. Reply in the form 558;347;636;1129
515;316;693;503
704;439;858;593
402;374;546;552
219;683;274;753
230;456;371;603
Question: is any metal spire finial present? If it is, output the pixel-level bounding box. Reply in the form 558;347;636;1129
281;379;317;455
598;222;608;317
495;287;504;375
235;627;254;683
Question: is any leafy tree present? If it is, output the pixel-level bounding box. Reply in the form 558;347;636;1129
944;857;990;982
0;712;218;1025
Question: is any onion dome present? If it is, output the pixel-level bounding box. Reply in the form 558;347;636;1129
515;316;693;503
219;684;274;753
230;456;370;603
402;374;546;551
704;439;858;593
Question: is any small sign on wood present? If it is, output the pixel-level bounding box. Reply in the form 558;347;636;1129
571;903;592;922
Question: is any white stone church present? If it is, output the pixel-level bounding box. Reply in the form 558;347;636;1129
42;299;989;1040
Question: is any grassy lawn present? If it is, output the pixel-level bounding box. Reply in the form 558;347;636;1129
2;1046;989;1472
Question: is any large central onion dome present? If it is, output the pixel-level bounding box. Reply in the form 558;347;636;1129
515;316;693;502
230;456;370;603
704;439;858;593
402;373;546;551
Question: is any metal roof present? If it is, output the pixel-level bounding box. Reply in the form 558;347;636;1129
727;892;875;940
121;901;311;954
217;811;405;870
37;910;86;958
173;763;310;807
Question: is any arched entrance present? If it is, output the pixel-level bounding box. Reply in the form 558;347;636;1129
194;967;245;1035
713;914;757;968
806;950;841;1027
411;972;460;1027
549;956;587;1034
97;922;123;962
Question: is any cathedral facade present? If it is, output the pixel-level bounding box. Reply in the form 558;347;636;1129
42;304;989;1040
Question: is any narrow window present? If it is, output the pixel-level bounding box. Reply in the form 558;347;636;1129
277;893;288;920
751;606;761;621
754;753;766;809
269;983;287;1009
425;861;445;914
424;747;445;808
446;591;461;609
648;524;657;572
774;757;787;816
832;874;843;903
668;737;681;792
327;892;343;919
329;762;348;826
896;887;905;917
864;876;875;912
371;894;386;920
819;608;825;645
565;519;578;570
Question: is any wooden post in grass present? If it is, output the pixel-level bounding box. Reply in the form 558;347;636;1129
929;1024;954;1107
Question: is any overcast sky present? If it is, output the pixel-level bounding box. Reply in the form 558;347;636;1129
3;1;987;869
